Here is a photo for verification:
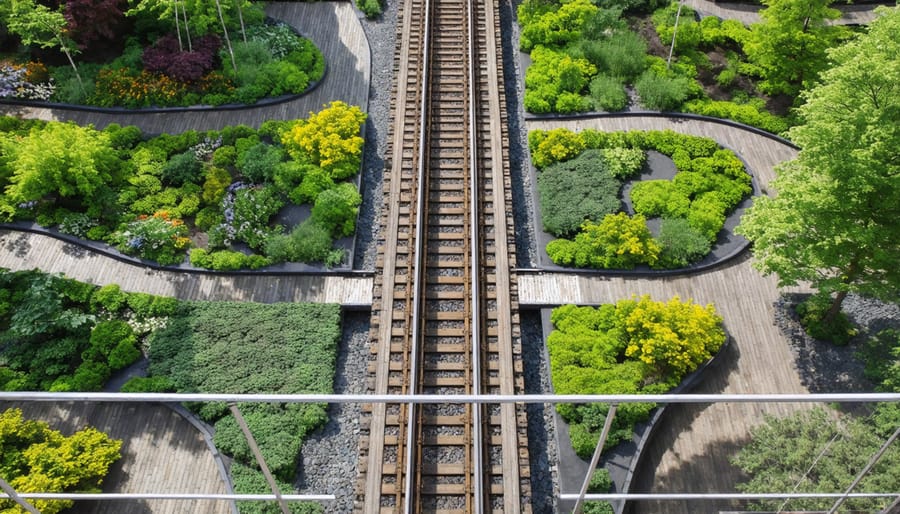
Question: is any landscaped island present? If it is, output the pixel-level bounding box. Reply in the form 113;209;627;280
0;0;324;108
0;101;365;270
530;128;752;270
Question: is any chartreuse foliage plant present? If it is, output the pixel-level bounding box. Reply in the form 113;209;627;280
548;297;725;456
137;301;342;514
0;408;122;514
0;102;365;269
0;269;176;392
530;128;751;269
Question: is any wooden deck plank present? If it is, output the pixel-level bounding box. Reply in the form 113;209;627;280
0;230;373;305
0;2;370;134
0;401;234;514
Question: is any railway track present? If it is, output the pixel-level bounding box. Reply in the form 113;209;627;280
357;0;531;510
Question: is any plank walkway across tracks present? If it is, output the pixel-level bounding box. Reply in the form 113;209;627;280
524;116;812;514
0;401;233;514
0;230;373;305
0;2;370;134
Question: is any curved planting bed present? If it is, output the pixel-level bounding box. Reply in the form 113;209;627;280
0;101;366;271
1;2;324;110
529;127;757;272
543;297;728;513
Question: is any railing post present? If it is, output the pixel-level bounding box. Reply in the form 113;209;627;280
573;403;618;514
228;403;292;514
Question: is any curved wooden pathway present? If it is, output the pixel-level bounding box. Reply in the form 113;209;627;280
685;0;883;25
525;116;810;513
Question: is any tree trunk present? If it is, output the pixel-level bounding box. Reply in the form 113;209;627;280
823;290;848;324
215;0;237;73
180;0;192;52
57;35;84;94
174;0;183;51
235;0;246;43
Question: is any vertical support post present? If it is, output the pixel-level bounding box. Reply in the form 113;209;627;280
228;403;292;514
0;475;41;514
573;404;618;514
666;0;683;70
827;424;900;514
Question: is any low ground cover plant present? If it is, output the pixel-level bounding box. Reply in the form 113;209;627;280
0;1;324;108
530;128;751;270
127;300;342;514
548;296;725;457
0;101;365;269
0;408;122;514
517;0;853;133
0;269;176;392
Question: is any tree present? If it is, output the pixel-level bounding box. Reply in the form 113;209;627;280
737;7;900;321
63;0;126;51
0;408;122;514
743;0;847;96
0;122;120;219
5;0;84;91
732;407;900;513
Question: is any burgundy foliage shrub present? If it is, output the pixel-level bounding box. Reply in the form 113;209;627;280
142;34;222;83
64;0;126;50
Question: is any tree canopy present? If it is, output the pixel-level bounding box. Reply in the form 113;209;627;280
737;6;900;320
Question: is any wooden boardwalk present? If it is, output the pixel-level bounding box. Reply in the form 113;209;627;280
684;0;884;25
0;230;373;305
0;2;370;134
523;116;812;513
0;401;234;514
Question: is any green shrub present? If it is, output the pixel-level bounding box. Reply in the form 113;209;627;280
569;423;600;459
161;149;204;186
630;180;690;218
108;340;142;370
654;218;711;268
634;70;693;111
589;75;628;112
195;206;224;231
796;294;858;345
228;40;273;86
593;30;648;81
212;145;238;168
265;220;335;264
84;320;136;364
126;292;179;319
546;213;660;269
311;183;362;237
357;0;382;17
584;501;615;514
189;249;270;270
537;150;622;237
588;468;613;493
858;329;899;388
120;376;176;393
686;192;727;241
237;143;284;184
91;284;128;313
110;212;190;265
230;186;285;251
528;128;586;169
682;99;790;134
202;165;233;206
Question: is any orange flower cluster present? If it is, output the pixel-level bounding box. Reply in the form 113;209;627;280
24;62;49;83
93;68;187;108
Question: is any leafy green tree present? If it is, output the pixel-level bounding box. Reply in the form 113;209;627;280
733;407;900;513
0;408;122;514
0;122;120;219
737;7;900;322
743;0;847;96
5;0;84;90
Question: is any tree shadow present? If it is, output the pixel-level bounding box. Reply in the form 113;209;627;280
1;230;32;258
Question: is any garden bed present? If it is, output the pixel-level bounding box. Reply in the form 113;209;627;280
529;127;758;273
0;102;367;271
541;296;729;513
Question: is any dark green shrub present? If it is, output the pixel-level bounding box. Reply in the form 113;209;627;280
237;143;284;184
634;70;693;111
569;423;600;459
84;320;136;363
211;145;237;168
161;150;203;186
230;462;321;514
858;329;900;388
594;31;648;81
584;501;615;514
537;150;622;237
108;340;141;370
293;166;335;204
654;218;711;268
228;40;273;86
796;295;858;345
120;376;176;393
195;206;224;231
126;292;178;319
264;220;335;264
357;0;382;17
103;123;143;150
589;75;628;112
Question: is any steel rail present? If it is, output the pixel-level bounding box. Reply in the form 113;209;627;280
466;0;484;508
4;392;897;403
401;0;434;504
